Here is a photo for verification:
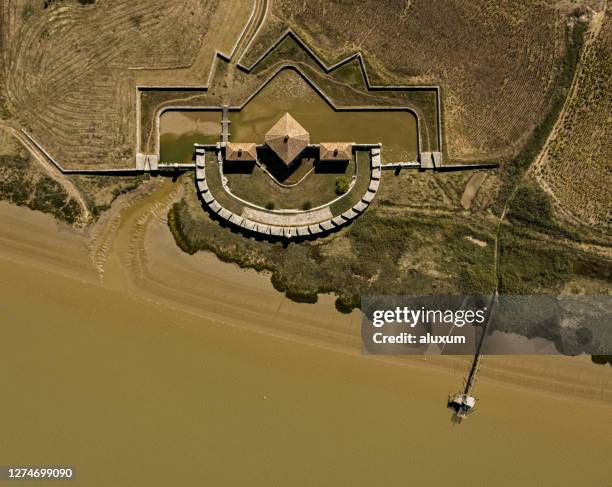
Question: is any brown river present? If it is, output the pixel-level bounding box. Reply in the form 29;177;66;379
0;180;610;487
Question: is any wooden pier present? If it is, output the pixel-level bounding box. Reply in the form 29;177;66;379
448;294;497;421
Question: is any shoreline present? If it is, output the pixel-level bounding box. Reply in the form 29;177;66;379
0;188;610;407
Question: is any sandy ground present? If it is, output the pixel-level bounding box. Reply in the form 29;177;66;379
0;179;610;407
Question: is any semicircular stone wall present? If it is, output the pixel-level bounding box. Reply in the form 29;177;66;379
194;145;382;239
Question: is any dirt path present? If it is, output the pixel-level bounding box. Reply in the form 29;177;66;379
491;14;605;289
0;122;91;224
466;15;607;402
233;0;269;65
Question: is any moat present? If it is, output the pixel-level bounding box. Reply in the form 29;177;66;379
160;69;418;164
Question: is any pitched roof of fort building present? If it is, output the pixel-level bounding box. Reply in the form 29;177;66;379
319;142;353;161
265;113;310;166
225;143;257;161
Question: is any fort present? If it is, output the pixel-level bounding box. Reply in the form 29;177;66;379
17;27;498;240
193;127;381;238
146;49;496;239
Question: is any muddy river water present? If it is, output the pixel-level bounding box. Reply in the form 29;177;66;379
0;183;610;486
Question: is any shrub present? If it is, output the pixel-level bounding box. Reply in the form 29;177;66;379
494;22;587;212
302;200;312;210
167;202;198;255
335;294;360;313
270;273;286;292
285;289;318;304
335;176;350;195
265;201;275;210
130;14;143;28
507;181;578;239
591;355;612;366
508;183;554;228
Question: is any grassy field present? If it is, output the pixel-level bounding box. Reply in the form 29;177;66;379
169;171;499;310
0;131;82;224
0;0;251;169
2;0;209;168
498;228;605;294
493;19;587;216
330;150;373;214
534;12;611;233
171;160;610;312
225;153;357;210
244;0;581;163
71;174;145;218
